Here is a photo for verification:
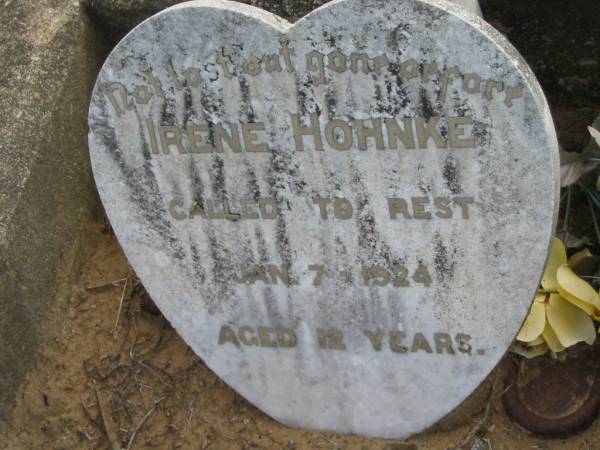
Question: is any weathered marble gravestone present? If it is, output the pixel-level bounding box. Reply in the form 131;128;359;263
88;0;559;439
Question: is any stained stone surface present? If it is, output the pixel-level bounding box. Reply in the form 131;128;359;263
88;0;559;439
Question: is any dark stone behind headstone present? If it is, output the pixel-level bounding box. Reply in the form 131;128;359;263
480;0;600;149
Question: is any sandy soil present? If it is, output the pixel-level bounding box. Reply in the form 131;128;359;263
1;227;599;450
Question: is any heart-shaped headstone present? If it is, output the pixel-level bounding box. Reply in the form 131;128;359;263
88;0;559;439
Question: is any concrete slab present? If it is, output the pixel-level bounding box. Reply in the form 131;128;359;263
0;0;106;419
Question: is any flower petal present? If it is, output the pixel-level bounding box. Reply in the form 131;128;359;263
556;264;600;316
511;341;548;359
542;322;565;353
589;125;600;148
516;299;546;342
546;294;596;347
541;238;567;291
530;335;546;346
567;247;592;270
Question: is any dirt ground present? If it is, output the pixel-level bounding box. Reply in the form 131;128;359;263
0;226;598;450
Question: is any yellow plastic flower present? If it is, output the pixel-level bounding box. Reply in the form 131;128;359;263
513;238;600;358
